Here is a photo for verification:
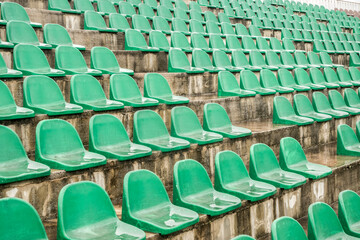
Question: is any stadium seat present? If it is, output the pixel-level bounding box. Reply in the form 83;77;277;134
172;18;191;35
278;69;311;92
171;106;223;145
57;181;146;240
118;2;137;17
312;92;349;119
218;70;256;97
74;0;102;13
97;0;118;14
242;36;264;53
70;74;124;111
43;24;85;50
235;23;253;38
319;52;343;68
273;96;314;125
55;46;102;76
89;114;152;160
324;67;353;87
189;10;205;23
308;202;358;240
109;74;159;107
84;11;117;32
90;46;134;75
48;0;82;13
125;29;160;52
294;52;320;68
0;198;49;239
132;14;152;33
256;37;273;52
156;6;173;21
138;3;155;19
192;49;224;72
0;53;21;79
36;119;107;170
189;20;208;36
349;67;360;83
209;34;230;52
174;8;190;22
152;16;172;34
1;2;42;27
309;68;340;89
249;143;307;189
191;33;213;52
280;137;332;178
232;50;262;71
225;35;242;51
171;32;192;52
168;48;204;73
144;73;189;104
213;50;244;72
149;30;170;52
260;69;294;93
240;70;276;95
270;37;293;53
249;50;279;70
221;22;236;35
203;103;252;138
122;169;199;234
214;150;276;201
344;88;360;108
307;52;332;68
173;159;241;215
108;13;131;32
350;53;360;67
231;235;256;240
271;216;308;240
145;0;158;9
338;190;360;237
328;90;360;115
23;75;83;115
265;51;294;70
294;68;326;90
175;0;190;12
337;67;360;87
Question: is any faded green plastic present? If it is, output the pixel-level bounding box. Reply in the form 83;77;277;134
218;70;256;97
271;216;308;240
55;46;102;76
203;103;252;138
43;24;85;50
308;202;358;240
226;35;242;50
324;67;353;87
329;90;360;115
173;159;241;216
109;13;131;32
309;68;339;88
213;49;244;72
350;53;360;67
189;20;208;36
0;198;49;239
97;0;117;14
84;11;117;32
144;73;189;104
349;67;360;83
156;6;173;21
294;51;320;68
74;0;98;13
122;170;199;234
249;143;307;189
319;52;343;67
344;88;360;108
35;119;107;171
48;0;82;14
293;94;332;122
337;124;360;156
133;110;190;152
109;74;159;107
13;44;65;76
125;29;160;52
171;106;223;145
191;33;213;52
172;18;191;35
1;2;42;27
273;96;314;125
152;16;171;34
265;50;294;70
23;75;83;116
337;67;360;87
280;137;332;179
338;190;360;237
240;70;276;95
312;92;349;118
270;37;293;53
294;68;326;90
260;69;294;93
214;150;276;201
242;36;263;53
89;114;152;161
231;235;255;240
209;34;230;53
57;181;146;240
70;74;124;111
307;52;332;68
118;2;136;17
171;31;192;52
249;50;279;70
138;3;155;19
149;30;170;52
192;49;224;72
132;14;152;34
231;50;262;71
278;69;311;92
90;46;134;75
168;48;204;73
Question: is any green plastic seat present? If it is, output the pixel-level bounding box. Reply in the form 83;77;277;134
337;67;360;87
156;6;173;21
145;0;159;10
231;50;262;71
160;0;174;10
308;202;359;240
203;11;218;23
215;150;276;202
58;181;146;240
350;53;360;67
108;13;131;32
231;235;255;240
319;52;343;68
149;30;171;52
189;1;202;11
329;90;360;115
349;67;360;83
74;0;101;13
168;48;204;73
240;70;276;95
265;51;294;70
84;11;117;32
192;49;224;72
280;136;332;179
152;16;171;34
283;38;305;53
109;74;159;107
256;36;273;52
260;69;294;93
171;32;192;52
97;0;118;14
218;70;256;97
235;23;253;38
0;52;21;78
309;68;339;89
36;119;107;171
144;73;189;104
70;74;124;111
175;0;189;12
172;18;191;35
312;92;349;118
124;29;160;52
55;46;102;76
209;34;230;53
203;103;252;138
213;50;244;72
90;46;133;75
189;10;204;23
294;51;320;68
48;0;82;14
132;14;152;34
138;3;155;19
344;88;360;108
324;67;353;88
294;68;326;90
43;24;85;50
307;52;332;68
0;198;49;239
249;50;279;70
226;35;242;51
338;190;360;237
278;69;311;92
1;2;41;27
206;21;223;36
270;38;293;53
273;96;314;125
174;8;190;22
189;19;207;36
171;106;223;145
250;143;307;189
89;114;152;161
221;22;236;35
271;216;308;240
173;159;241;216
122;169;199;234
118;2;136;17
242;36;264;53
23;75;83;115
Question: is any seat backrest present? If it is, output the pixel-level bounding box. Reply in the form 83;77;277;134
204;11;218;22
282;38;296;51
189;9;204;22
172;18;189;33
1;2;31;23
226;35;241;49
319;52;333;65
312;92;332;111
133;110;170;142
0;125;29;165
279;136;308;167
90;46;120;71
269;37;283;51
118;1;136;15
337;67;352;83
206;21;222;34
109;74;143;101
338;190;360;233
55;45;88;71
329;90;346;108
171;106;204;135
49;0;72;10
171;31;191;49
156;5;173;19
138;3;155;17
213;50;232;67
189;1;202;11
218;70;241;94
209;34;227;49
23;75;65;107
294;51;309;65
250;143;281;175
192;49;213;68
344;88;360;107
89;114;131;149
74;0;95;11
149;30;170;49
189;19;206;34
273;95;296;118
44;24;73;46
109;13;130;31
132;14;151;32
257;37;271;51
294;68;311;85
231;50;250;67
97;0;117;14
203;102;233;132
169;48;191;68
235;23;249;36
218;12;231;24
249;50;267;66
174;8;188;20
349;67;360;81
13;44;51;71
280;51;296;66
175;0;189;11
7;20;40;45
153;16;171;32
70;74;107;103
0;80;17;111
84;11;108;29
324;67;340;83
221;22;236;35
248;25;262;37
309;68;326;84
125;29;148;48
240;70;261;89
160;0;174;10
0;198;48;240
307;52;322;65
260;69;280;88
36;119;85;156
265;50;281;65
144;72;173;98
271;216;308;240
